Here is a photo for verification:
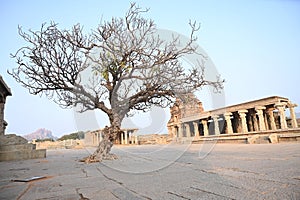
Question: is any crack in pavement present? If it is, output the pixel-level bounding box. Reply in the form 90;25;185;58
76;188;90;200
96;167;152;200
110;191;121;200
16;182;34;200
194;168;298;198
223;167;261;175
193;180;242;190
190;186;236;200
81;168;88;177
167;191;191;200
196;168;298;187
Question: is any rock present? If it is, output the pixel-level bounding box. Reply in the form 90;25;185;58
0;134;46;161
269;134;279;143
247;135;270;144
22;128;57;141
248;135;259;144
0;134;28;146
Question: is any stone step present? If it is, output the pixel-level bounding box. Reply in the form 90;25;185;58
0;149;46;161
247;135;270;144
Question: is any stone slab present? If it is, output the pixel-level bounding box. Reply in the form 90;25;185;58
0;143;299;199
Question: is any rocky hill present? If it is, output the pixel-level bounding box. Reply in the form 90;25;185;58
23;128;57;141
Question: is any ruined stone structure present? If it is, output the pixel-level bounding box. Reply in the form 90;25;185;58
0;76;46;161
168;95;299;143
84;128;139;146
0;75;12;135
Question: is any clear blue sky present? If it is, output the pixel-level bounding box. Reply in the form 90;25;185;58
1;0;300;137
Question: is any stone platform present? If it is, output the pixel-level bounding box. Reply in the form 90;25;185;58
0;143;299;199
187;128;300;145
0;134;46;161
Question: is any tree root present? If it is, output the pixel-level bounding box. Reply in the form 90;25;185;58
80;126;121;163
80;153;118;164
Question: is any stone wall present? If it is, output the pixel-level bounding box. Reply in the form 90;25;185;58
0;134;46;161
0;76;12;135
34;139;84;149
138;134;169;145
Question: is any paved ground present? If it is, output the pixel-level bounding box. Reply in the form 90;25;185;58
0;143;299;200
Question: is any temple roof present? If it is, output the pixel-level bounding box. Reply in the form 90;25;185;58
0;75;12;97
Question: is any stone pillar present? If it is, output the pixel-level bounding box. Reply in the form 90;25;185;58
289;103;298;128
224;112;233;134
266;108;277;130
178;124;183;138
171;126;176;138
134;133;138;144
193;122;200;137
100;132;103;142
0;102;4;135
212;115;220;135
264;112;269;130
121;132;124;144
201;119;209;136
248;112;254;132
96;132;99;144
238;110;248;133
124;130;128;144
275;103;288;129
167;127;172;137
129;131;132;144
255;106;266;131
185;123;191;137
252;113;259;132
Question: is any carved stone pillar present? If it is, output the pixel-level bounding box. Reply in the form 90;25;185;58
289;103;298;128
129;131;132;144
178;124;183;138
255;106;266;131
248;112;254;132
167;127;172;137
121;132;124;144
238;110;248;133
266;108;276;130
252;113;259;131
264;112;269;130
124;130;128;144
193;122;200;137
213;115;220;135
99;131;103;143
224;112;233;134
201;119;209;136
134;132;138;144
185;123;191;137
171;126;176;138
0;102;4;136
275;103;288;129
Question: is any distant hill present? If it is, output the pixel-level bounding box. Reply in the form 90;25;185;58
23;128;57;141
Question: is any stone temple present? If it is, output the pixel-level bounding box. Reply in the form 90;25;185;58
84;128;139;146
0;75;12;135
167;94;300;143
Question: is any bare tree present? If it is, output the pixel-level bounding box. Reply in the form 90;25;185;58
9;3;224;163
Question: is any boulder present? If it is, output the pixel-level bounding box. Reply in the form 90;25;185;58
269;134;279;144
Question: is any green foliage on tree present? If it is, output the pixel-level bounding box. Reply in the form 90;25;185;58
35;138;55;142
58;131;85;141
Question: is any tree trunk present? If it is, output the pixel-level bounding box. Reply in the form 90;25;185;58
81;114;123;163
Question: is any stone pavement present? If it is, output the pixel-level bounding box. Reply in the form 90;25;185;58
0;143;299;200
